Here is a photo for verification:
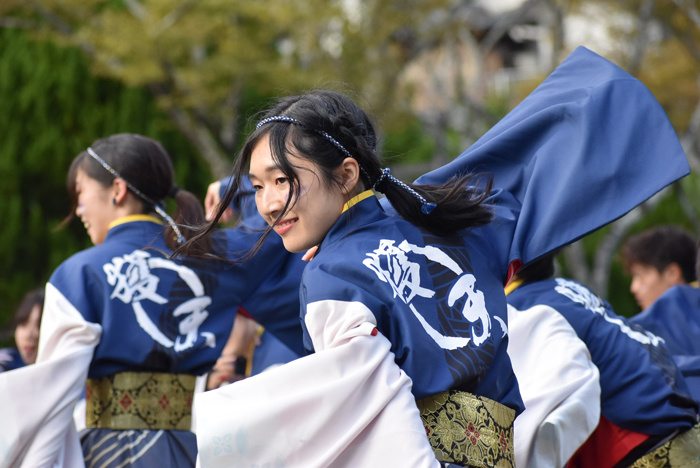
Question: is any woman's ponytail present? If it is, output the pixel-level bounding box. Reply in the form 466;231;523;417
167;187;208;251
374;170;494;237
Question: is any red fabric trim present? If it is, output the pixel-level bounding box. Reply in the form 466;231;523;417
237;306;253;320
567;416;650;468
506;259;523;285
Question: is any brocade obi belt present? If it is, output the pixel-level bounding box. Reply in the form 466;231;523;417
628;424;700;468
86;372;196;431
417;390;516;468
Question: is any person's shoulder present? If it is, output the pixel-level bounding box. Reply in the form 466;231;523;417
663;284;700;303
50;244;105;280
0;347;23;372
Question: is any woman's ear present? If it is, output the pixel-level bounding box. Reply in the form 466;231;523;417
112;178;130;205
338;157;361;195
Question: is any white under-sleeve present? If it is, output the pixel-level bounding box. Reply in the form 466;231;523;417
0;282;102;468
507;303;601;468
194;299;438;468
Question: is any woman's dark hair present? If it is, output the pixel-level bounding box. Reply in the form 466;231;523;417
622;225;697;283
177;90;493;259
12;288;45;330
64;133;205;250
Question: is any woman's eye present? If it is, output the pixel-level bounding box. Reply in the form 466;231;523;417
253;185;263;192
276;177;288;185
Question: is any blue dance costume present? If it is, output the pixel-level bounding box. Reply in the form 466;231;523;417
0;348;24;372
193;46;691;468
46;215;303;467
631;285;700;405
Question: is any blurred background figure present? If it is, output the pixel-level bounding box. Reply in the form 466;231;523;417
0;288;44;372
629;239;700;405
507;254;699;468
622;225;697;310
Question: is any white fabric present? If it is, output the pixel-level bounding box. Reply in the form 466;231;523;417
507;304;601;468
0;283;102;468
195;299;438;468
73;399;87;433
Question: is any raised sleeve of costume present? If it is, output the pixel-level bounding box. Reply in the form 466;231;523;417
194;289;438;467
0;282;102;468
414;47;690;282
507;303;600;468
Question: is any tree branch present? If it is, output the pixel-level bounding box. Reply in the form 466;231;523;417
543;0;567;72
628;0;655;76
154;0;199;36
123;0;148;21
0;17;38;29
163;103;230;179
674;182;700;234
679;75;700;173
563;241;591;286
28;0;73;35
672;0;700;30
479;0;542;57
591;187;670;297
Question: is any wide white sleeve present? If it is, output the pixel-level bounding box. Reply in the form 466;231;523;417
0;282;102;468
507;303;601;468
194;299;439;468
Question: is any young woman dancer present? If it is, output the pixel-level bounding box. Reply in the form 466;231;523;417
191;47;690;467
0;133;305;468
0;288;44;372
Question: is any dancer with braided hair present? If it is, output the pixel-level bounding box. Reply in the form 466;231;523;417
190;47;690;468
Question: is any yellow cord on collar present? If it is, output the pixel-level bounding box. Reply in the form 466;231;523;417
504;278;524;296
342;190;375;213
108;214;164;230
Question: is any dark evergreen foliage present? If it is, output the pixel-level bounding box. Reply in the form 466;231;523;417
0;29;211;340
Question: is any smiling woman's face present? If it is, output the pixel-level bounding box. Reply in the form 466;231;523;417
74;168;116;245
249;135;348;253
15;305;41;365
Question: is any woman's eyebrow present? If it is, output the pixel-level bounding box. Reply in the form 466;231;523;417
249;165;281;180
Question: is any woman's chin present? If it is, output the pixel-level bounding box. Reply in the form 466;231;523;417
282;238;315;254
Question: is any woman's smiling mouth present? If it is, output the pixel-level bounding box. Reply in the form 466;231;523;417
275;218;298;235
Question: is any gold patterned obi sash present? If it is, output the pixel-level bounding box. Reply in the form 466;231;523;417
417;390;516;468
628;424;700;468
86;372;196;431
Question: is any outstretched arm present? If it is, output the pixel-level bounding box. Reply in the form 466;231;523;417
0;283;102;468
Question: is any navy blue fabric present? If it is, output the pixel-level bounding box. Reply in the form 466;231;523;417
631;285;700;356
415;47;690;283
507;279;698;435
48;219;302;378
302;196;523;412
674;355;700;406
80;429;196;468
250;330;300;376
0;347;24;372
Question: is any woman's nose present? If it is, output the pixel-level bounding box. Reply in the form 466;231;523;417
259;188;286;221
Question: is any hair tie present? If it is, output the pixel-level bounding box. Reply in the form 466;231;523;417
372;167;391;192
168;185;181;199
86;147;186;244
373;166;437;215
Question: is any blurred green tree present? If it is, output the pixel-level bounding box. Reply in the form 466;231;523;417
0;27;211;340
5;0;448;178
